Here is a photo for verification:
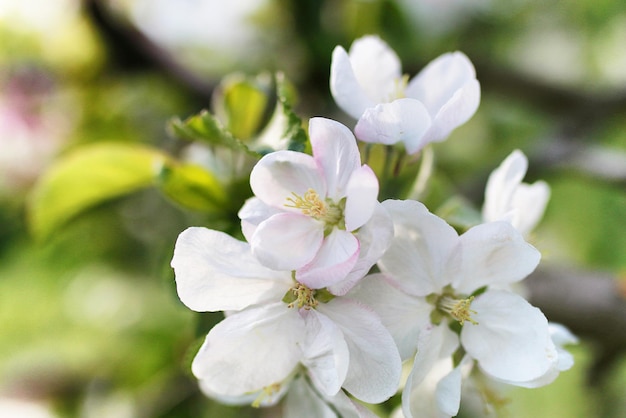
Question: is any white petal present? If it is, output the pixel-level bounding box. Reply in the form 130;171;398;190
406;51;477;116
296;229;359;289
511;180;550;236
192;303;305;397
421;79;480;144
301;309;350;396
318;298;402;404
461;290;558;384
354;99;432;154
348;35;402;104
511;322;579;388
283;375;338;418
402;324;460;418
454;221;541;294
379;200;459;296
238;197;280;243
435;356;472;417
250;149;326;210
330;45;376;119
251;213;324;271
344;165;379;231
328;203;393;295
309;117;361;199
482;149;528;224
198;379;290;407
171;227;291;312
549;322;579;371
349;273;431;360
284;376;379;418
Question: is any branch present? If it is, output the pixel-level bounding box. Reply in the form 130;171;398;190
83;0;215;103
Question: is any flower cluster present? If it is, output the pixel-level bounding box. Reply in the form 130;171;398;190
171;35;576;418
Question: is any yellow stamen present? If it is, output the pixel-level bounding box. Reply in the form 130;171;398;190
287;283;318;310
439;295;478;325
285;189;326;219
389;74;410;101
251;383;281;408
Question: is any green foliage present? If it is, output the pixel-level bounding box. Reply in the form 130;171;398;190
28;143;169;240
215;73;272;141
275;72;309;153
169;110;261;157
156;162;228;213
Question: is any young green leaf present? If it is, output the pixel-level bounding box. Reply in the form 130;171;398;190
156;162;228;213
28;143;168;240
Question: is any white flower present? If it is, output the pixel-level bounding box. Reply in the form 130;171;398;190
239;117;392;293
170;227;401;408
351;200;562;418
330;35;480;154
482;149;550;237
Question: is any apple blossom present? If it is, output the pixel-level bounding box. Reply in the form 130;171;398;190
170;227;401;410
350;199;567;418
330;35;480;154
239;117;392;293
482;149;551;237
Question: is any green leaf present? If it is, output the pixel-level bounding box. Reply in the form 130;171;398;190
275;72;309;153
217;73;271;141
29;143;168;240
156;162;228;212
169;110;261;157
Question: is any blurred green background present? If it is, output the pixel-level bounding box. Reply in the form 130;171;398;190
1;0;625;417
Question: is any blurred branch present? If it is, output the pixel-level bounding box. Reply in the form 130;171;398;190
526;265;626;383
83;0;215;103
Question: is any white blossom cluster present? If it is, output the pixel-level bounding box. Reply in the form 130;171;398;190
171;35;576;418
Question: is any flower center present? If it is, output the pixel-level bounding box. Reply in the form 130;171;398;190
388;74;409;101
285;188;345;229
282;283;335;310
251;383;281;408
437;295;478;326
284;283;318;310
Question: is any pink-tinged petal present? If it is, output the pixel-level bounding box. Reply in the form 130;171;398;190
402;324;460;418
309;117;361;199
349;273;431;361
461;290;558;384
354;98;432;154
318;298;402;404
330;46;376;119
171;227;291;312
379;200;459;296
296;229;359;289
348;35;402;104
192;302;305;397
328;203;393;295
482;149;528;224
511;180;550;236
251;213;323;271
405;51;477;117
238;197;281;242
420;78;480;144
344;165;379;231
250;150;326;210
453;221;540;294
300;309;350;396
